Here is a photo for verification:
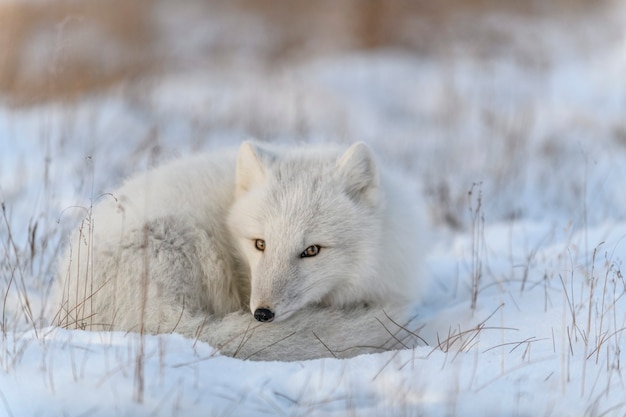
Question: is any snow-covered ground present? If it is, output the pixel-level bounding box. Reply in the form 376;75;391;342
1;1;625;416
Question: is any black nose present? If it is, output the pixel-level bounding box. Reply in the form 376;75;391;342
254;308;275;323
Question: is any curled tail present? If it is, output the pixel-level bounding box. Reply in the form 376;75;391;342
176;304;425;361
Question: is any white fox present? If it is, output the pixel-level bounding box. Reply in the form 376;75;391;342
52;141;428;361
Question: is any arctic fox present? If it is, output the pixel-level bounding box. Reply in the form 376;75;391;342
52;141;427;361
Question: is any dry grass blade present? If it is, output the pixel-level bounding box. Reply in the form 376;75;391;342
469;182;485;311
243;331;298;361
1;201;37;336
312;332;338;359
381;310;428;346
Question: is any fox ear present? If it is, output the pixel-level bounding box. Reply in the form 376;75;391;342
236;141;272;197
336;142;379;206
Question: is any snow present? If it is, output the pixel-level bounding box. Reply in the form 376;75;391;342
1;1;626;416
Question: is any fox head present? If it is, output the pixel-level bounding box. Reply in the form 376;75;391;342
227;141;382;323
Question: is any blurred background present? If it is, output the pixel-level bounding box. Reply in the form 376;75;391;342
0;0;614;104
0;0;624;234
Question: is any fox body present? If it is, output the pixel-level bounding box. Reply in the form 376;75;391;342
52;142;427;360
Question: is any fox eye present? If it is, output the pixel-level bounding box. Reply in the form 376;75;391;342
254;239;266;251
300;245;321;258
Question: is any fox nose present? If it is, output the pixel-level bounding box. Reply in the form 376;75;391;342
254;308;275;323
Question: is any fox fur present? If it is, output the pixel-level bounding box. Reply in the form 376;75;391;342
51;141;427;361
